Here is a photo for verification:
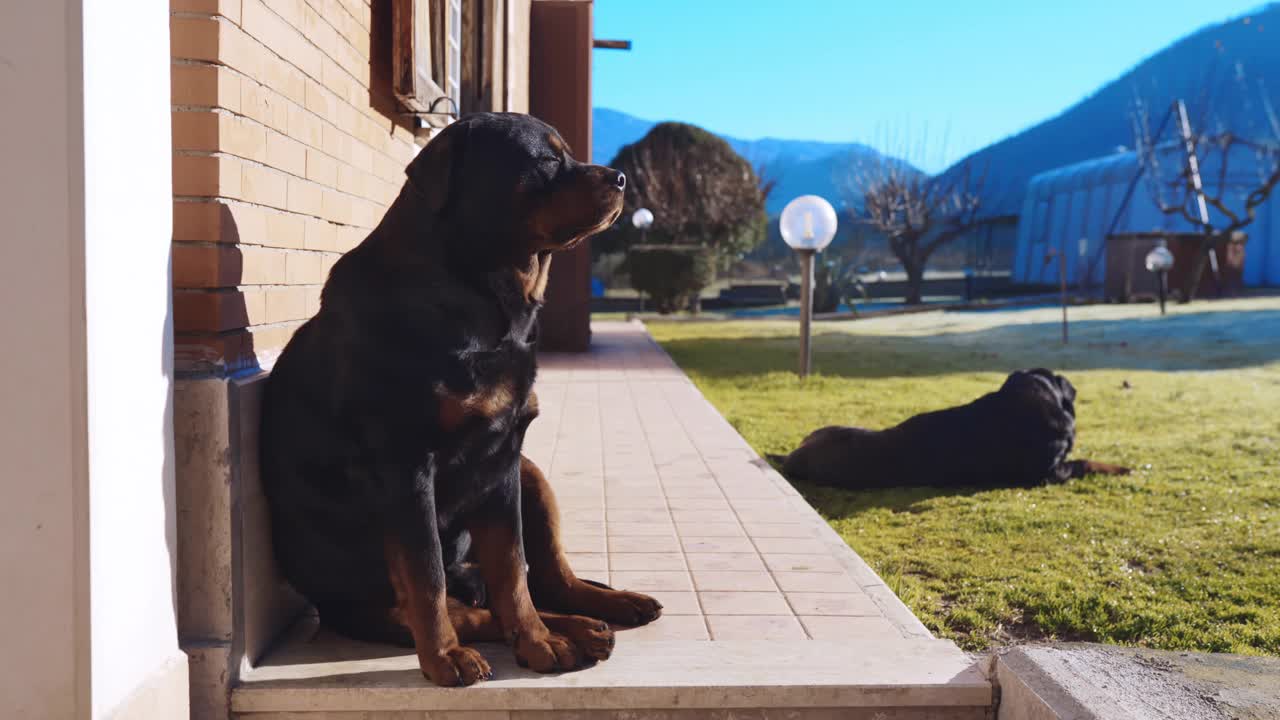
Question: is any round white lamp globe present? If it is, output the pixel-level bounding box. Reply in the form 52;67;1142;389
779;195;838;252
631;208;654;230
1145;245;1174;273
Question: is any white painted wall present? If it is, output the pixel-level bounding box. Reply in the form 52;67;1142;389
0;0;185;717
82;0;186;717
0;0;89;716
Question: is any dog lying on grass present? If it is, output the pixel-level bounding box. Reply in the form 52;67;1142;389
771;369;1130;489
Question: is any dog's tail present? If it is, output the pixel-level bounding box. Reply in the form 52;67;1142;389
1067;459;1132;478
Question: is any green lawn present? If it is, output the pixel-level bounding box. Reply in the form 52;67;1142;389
646;297;1280;655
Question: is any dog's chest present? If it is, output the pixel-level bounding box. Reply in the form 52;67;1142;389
433;335;538;443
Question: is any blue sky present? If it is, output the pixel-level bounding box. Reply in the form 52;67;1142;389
593;0;1265;172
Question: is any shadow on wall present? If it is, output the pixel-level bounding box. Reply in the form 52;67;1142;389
172;206;258;375
657;308;1280;378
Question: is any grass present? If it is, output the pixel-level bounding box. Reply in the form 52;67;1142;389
646;297;1280;655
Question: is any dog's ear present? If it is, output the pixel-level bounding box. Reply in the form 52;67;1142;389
405;124;462;214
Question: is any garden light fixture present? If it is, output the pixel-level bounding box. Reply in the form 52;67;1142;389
1145;241;1175;315
779;195;838;378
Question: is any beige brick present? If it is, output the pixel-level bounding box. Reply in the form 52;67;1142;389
174;154;240;198
171;0;241;24
173;289;250;333
262;0;307;32
222;201;270;245
240;79;290;134
243;286;269;325
266;131;307;176
264;210;306;249
240;162;288;209
242;0;323;81
173;201;221;243
171;63;240;112
304;148;338;186
286;176;323;217
285;251;324;285
240;245;288;285
173;243;242;288
338;225;366;252
319;188;352;225
264;286;308;323
286;103;324;149
303;217;336;251
171;110;220;152
303;78;335;120
222;113;269;162
171;16;220;63
319;251;340;279
217;21;267;82
348;139;373;174
320;122;352;163
304;286;323;317
246;321;304;360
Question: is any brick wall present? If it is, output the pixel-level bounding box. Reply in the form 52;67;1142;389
170;0;427;374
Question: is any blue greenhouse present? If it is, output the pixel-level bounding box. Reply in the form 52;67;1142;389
1012;147;1280;288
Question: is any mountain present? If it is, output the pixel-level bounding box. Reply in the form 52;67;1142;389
592;108;919;215
950;3;1280;216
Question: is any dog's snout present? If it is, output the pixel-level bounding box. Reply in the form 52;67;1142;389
613;171;626;190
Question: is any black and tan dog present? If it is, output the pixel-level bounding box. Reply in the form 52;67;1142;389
260;113;661;687
771;369;1130;490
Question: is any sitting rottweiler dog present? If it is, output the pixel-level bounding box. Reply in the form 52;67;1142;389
260;113;661;687
771;369;1130;489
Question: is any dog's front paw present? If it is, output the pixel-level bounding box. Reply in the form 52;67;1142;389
546;614;615;661
587;587;663;627
419;645;492;687
514;630;581;673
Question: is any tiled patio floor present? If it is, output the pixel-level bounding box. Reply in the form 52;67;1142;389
526;321;931;644
233;321;990;718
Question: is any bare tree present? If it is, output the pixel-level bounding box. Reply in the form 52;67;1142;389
847;156;985;304
1133;90;1280;300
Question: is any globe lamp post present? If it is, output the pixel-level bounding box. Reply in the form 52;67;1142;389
631;208;654;313
779;195;838;378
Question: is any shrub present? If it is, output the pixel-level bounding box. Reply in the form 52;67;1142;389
626;245;715;314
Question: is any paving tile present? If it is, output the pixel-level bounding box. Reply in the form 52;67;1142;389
605;521;676;537
681;536;757;554
772;572;862;593
706;615;807;640
762;553;845;574
564;552;607;573
785;592;881;616
608;553;687;571
613;614;709;641
642;590;701;615
698;591;791;615
674;521;744;537
742;522;819;538
690;571;778;592
799;615;902;641
750;536;831;554
607;535;681;553
666;497;733;511
608;571;694;592
561;534;605;554
685;553;766;572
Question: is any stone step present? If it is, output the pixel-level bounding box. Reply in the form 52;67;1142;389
231;620;992;719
